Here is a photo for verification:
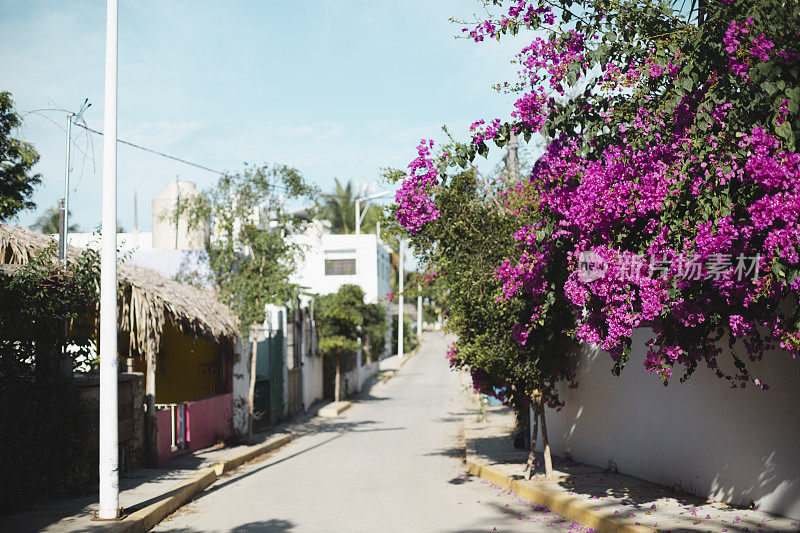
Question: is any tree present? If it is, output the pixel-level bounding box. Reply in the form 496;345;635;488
392;0;800;478
0;245;98;512
320;178;379;234
30;206;79;234
0;92;41;221
0;244;99;381
179;163;317;329
316;285;387;402
453;0;800;383
387;141;576;478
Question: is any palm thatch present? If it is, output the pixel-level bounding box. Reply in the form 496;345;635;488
0;224;239;357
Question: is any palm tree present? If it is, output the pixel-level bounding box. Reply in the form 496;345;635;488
30;206;79;234
320;178;379;234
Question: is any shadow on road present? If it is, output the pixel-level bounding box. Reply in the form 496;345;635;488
185;420;405;505
158;518;295;532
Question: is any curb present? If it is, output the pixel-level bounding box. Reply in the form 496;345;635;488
374;343;420;387
378;370;396;385
465;456;655;533
399;343;421;368
318;401;352;418
110;433;291;532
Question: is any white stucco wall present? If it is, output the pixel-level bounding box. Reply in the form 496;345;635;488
230;338;251;441
543;328;800;519
302;352;324;411
342;360;379;396
66;231;153;252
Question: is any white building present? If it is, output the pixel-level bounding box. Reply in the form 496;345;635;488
151;180;207;250
290;222;393;305
290;222;395;394
64;181;209;281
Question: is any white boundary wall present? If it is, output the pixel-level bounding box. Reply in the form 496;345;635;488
230;338;251;441
543;327;800;519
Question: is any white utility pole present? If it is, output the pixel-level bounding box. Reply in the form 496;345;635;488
60;111;73;268
355;190;390;236
397;240;404;358
98;0;121;520
417;284;423;343
59;99;90;268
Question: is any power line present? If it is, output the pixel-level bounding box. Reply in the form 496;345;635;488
26;108;387;200
74;123;360;198
74;122;225;175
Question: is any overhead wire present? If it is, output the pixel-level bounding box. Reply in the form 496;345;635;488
23;108;384;200
74;122;225;176
74;123;362;198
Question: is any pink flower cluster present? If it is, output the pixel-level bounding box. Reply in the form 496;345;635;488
395;140;441;234
463;1;554;42
723;18;774;79
496;113;800;382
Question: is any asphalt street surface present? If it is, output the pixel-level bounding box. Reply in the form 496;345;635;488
154;332;577;533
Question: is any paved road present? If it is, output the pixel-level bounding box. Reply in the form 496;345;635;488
154;332;574;533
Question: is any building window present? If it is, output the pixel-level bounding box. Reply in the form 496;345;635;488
325;258;356;275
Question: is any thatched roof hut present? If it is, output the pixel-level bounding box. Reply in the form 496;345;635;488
0;224;240;356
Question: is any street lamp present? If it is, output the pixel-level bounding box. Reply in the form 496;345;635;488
398;239;404;358
98;0;121;520
354;190;390;236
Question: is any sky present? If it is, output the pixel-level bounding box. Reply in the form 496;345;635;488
1;0;528;233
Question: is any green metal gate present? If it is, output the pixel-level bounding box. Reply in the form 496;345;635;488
253;330;284;433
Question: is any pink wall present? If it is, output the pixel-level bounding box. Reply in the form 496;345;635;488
156;393;233;467
186;392;233;452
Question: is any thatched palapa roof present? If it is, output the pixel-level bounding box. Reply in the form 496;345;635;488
0;224;240;356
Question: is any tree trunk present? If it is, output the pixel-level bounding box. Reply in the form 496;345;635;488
334;357;341;403
247;336;258;443
525;400;539;480
540;398;553;479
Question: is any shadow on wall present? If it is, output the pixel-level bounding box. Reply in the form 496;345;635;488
546;327;800;519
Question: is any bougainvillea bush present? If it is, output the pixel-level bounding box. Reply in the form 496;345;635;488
395;0;800;391
388;139;578;412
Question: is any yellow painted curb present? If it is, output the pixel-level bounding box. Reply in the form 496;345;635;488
319;401;352;417
214;434;291;475
378;370;396;385
109;433;292;532
466;458;656;533
398;343;421;369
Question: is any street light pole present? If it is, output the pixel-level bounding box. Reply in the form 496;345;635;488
417;284;423;343
398;240;404;358
354;190;390;236
98;0;121;520
354;198;361;236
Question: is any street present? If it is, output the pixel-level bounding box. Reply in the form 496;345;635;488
153;332;573;533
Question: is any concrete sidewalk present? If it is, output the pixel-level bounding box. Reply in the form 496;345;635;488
0;428;293;532
465;405;800;533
